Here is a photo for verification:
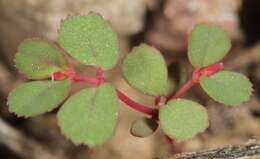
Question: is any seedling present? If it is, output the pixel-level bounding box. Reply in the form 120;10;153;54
8;13;252;147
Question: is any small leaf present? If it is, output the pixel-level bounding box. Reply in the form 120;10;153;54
15;39;68;79
188;24;231;68
58;83;119;147
122;44;168;96
8;80;70;117
159;99;208;140
130;117;158;138
58;14;119;70
200;71;252;105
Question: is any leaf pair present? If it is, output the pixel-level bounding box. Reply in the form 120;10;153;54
188;24;252;106
16;14;119;80
126;23;252;141
159;71;252;140
122;24;232;97
9;81;119;146
11;39;71;117
9;14;121;147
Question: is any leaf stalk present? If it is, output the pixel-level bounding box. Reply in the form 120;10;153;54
51;62;224;117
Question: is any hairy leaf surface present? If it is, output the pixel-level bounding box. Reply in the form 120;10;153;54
123;44;168;96
15;39;68;79
188;24;230;68
200;71;252;105
159;99;208;140
58;14;119;70
8;80;70;117
58;83;119;147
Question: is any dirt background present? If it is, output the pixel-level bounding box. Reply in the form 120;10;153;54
0;0;259;159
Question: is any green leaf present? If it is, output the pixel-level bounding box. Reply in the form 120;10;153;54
8;80;70;117
130;117;158;138
200;71;252;105
188;23;231;68
15;39;68;79
122;44;168;96
58;14;119;70
57;83;119;147
159;99;208;140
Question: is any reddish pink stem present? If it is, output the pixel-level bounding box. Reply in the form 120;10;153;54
52;68;104;86
52;62;224;117
200;62;224;76
163;62;224;147
72;74;100;85
166;79;196;102
52;68;157;116
116;89;158;116
166;62;224;102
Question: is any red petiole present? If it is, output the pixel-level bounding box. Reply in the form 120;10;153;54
52;62;224;118
52;68;157;116
165;62;224;102
52;68;104;86
116;90;158;116
52;62;224;148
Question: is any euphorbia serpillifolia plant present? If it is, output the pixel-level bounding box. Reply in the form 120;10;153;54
7;13;252;147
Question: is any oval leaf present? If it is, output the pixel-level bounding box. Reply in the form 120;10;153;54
15;39;68;79
200;71;252;105
8;80;70;117
57;83;119;147
58;14;119;70
130;117;158;138
122;44;168;96
159;99;208;140
188;24;231;68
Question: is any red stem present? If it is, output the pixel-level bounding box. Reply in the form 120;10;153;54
52;68;103;86
52;62;224;117
116;89;158;116
52;68;157;116
166;79;196;102
163;63;224;147
72;73;100;85
166;62;224;102
200;62;224;76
